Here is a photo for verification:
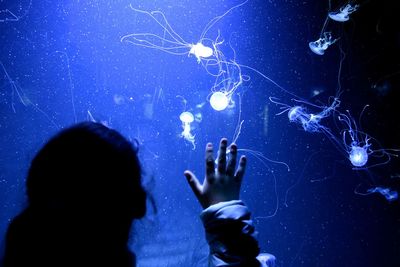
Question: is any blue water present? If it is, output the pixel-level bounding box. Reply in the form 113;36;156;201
1;0;399;266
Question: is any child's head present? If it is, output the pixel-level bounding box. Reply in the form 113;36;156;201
26;121;146;221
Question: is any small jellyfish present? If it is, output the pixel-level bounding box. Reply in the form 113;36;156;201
310;86;325;98
286;105;325;132
180;111;194;124
270;97;340;133
338;107;400;169
208;57;244;111
367;187;398;202
328;4;359;22
122;1;247;67
210;91;230;111
339;110;373;168
269;97;397;169
349;144;369;167
309;32;338;55
341;122;371;168
288;106;306;122
189;42;214;63
179;111;196;149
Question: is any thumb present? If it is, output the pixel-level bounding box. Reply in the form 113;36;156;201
184;170;202;201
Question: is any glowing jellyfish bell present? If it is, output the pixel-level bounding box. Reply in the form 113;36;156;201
179;111;196;149
349;145;369;167
179;111;194;123
328;4;359;22
368;187;398;202
190;43;213;62
328;11;350;22
309;32;338;56
210;92;230;111
288;106;304;122
309;42;326;56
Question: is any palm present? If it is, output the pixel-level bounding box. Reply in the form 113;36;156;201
184;138;246;209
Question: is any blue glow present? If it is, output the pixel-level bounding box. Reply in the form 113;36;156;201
270;97;399;169
122;2;249;112
179;111;194;123
309;32;338;55
179;111;196;149
349;145;369;167
337;111;373;168
287;106;304;122
208;57;245;110
338;108;400;169
367;187;398;202
121;1;248;67
120;5;211;62
120;0;399;207
210;92;229;111
328;4;359;22
270;97;340;133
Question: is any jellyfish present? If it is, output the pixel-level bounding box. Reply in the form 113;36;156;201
121;1;248;66
328;4;359;22
368;187;398;202
348;144;369;167
338;111;372;168
269;97;398;169
179;111;196;149
355;184;399;202
189;43;214;62
337;108;399;169
210;91;229;111
269;97;340;133
274;98;399;169
309;32;338;55
208;55;246;111
287;105;325;132
120;5;213;64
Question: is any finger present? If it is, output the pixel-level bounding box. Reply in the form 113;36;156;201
234;156;247;183
205;143;215;182
217;138;228;174
226;143;237;177
184;171;203;200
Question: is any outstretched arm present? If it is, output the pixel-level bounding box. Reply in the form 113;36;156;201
184;138;245;209
184;138;275;267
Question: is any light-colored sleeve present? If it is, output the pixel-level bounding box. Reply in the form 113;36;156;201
200;200;276;267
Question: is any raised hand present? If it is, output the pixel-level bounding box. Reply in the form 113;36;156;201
184;138;247;209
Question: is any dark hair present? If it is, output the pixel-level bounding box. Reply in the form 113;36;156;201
3;122;146;266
